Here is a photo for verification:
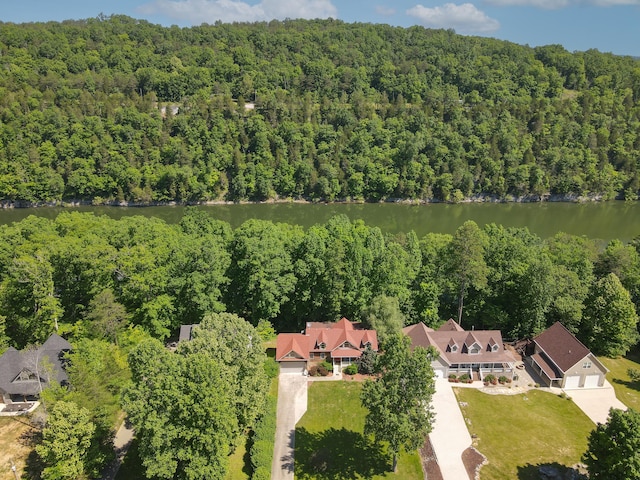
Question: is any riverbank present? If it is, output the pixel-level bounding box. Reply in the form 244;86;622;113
0;192;619;209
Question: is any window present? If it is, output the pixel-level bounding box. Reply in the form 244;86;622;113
491;344;499;352
582;361;592;369
320;353;326;359
310;353;315;359
451;345;458;352
318;342;326;350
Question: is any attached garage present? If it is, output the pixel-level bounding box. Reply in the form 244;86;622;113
279;361;306;375
563;375;580;389
584;374;601;389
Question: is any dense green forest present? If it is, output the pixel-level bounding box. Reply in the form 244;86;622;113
1;210;638;355
1;16;640;204
2;210;639;478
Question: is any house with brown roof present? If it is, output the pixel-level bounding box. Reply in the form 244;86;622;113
275;317;378;374
403;319;517;380
527;322;608;389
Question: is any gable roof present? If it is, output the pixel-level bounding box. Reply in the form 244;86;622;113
403;322;516;366
276;317;378;361
438;318;465;332
0;334;72;397
533;322;592;373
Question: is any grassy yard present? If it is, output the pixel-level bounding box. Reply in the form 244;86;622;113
601;351;640;411
295;381;423;480
0;416;37;480
455;389;593;480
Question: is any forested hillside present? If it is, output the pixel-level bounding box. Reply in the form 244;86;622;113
1;16;639;204
1;211;638;358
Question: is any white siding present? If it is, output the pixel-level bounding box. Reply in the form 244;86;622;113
584;374;601;388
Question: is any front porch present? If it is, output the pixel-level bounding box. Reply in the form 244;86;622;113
447;362;515;380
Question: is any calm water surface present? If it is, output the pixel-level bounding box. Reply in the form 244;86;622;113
0;202;638;242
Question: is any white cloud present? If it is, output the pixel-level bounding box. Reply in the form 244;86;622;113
375;5;396;16
138;0;338;24
486;0;640;8
407;3;500;33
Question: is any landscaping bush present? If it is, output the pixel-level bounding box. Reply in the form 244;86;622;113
250;395;277;479
343;364;358;375
319;361;333;372
498;375;511;384
459;373;472;383
628;368;640;383
356;345;377;374
483;374;496;384
264;357;279;379
448;374;458;383
308;365;319;376
317;365;329;376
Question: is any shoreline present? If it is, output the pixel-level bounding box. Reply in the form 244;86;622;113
0;193;620;209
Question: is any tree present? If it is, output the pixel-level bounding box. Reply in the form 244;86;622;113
36;401;96;480
177;312;269;432
84;289;128;345
583;408;640;479
361;334;435;471
582;273;639;357
122;339;237;480
447;221;488;326
361;295;405;345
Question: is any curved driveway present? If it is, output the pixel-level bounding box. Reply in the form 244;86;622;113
271;373;308;480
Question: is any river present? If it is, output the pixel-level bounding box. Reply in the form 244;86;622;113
0;201;638;243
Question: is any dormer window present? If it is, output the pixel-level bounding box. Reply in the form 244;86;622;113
13;369;37;382
491;344;499;352
469;343;481;354
451;345;458;352
447;338;458;353
318;342;326;350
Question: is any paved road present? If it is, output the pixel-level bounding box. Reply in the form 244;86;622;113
430;378;472;480
271;374;308;480
567;380;627;424
101;421;134;480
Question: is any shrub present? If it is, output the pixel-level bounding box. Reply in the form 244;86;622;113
357;346;377;374
317;365;329;376
483;374;496;383
628;368;640;383
498;375;510;384
343;364;358;375
250;395;277;479
308;365;319;376
459;373;472;383
264;358;279;379
319;360;333;372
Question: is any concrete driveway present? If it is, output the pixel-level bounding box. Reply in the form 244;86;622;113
566;380;627;424
271;373;308;480
430;378;472;480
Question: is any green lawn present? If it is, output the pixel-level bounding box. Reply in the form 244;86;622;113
455;389;593;480
601;351;640;411
295;381;423;480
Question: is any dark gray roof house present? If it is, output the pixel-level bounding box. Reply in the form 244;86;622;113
0;333;72;403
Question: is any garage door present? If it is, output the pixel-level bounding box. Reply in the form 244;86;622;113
584;374;601;388
279;361;306;374
564;375;580;389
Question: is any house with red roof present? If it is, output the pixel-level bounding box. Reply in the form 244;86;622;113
275;317;378;374
527;321;608;389
403;319;517;380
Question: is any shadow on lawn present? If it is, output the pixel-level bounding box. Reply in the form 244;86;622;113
517;462;587;480
612;377;640;392
294;427;390;479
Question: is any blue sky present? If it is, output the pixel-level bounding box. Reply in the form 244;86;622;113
2;0;639;57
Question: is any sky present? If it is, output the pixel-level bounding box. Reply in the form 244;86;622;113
1;0;639;57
